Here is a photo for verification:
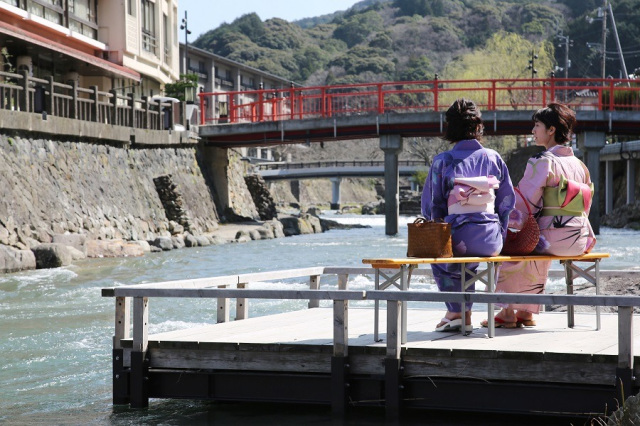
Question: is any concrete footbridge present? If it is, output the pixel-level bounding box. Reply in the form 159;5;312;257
197;78;640;235
256;160;428;209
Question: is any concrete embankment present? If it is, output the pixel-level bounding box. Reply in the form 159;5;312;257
0;132;333;274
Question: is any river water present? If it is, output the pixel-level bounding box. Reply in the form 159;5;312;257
1;214;639;425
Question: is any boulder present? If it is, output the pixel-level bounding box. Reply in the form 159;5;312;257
171;235;185;249
86;240;145;258
0;245;36;273
234;230;251;243
195;236;211;246
52;233;87;255
32;243;73;269
258;227;275;239
184;234;199;247
150;237;174;251
129;240;152;253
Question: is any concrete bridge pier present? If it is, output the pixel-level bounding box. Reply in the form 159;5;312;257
578;131;606;234
627;159;636;205
380;134;403;236
330;177;342;210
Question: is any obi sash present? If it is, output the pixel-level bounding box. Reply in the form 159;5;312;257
447;176;499;215
541;175;594;216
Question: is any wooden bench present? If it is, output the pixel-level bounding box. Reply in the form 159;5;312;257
362;252;610;340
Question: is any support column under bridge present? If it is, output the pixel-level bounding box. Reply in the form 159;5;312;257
578;131;606;234
330;177;341;210
381;134;403;236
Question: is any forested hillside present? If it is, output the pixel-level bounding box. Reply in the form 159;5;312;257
192;0;640;86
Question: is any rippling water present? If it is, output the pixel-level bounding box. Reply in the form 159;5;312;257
0;214;638;425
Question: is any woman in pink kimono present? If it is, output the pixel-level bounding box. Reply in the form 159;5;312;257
482;103;596;328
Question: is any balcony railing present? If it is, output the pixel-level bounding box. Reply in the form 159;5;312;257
0;70;184;131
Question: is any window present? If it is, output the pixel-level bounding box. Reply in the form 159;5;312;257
141;0;156;55
163;14;169;64
127;0;133;15
27;0;63;25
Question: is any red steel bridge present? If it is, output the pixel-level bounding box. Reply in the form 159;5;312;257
198;77;640;147
197;77;640;236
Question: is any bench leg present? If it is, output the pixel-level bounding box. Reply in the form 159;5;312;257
487;262;496;338
374;269;380;342
565;260;575;328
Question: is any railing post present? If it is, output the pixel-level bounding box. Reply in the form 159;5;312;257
113;296;130;405
46;75;55;115
217;284;230;323
377;83;384;114
109;89;118;125
141;96;150;129
236;283;248;320
19;69;29;112
609;79;615;111
90;85;99;122
321;87;326;118
331;274;349;415
130;297;149;408
156;99;162;130
385;297;402;419
229;95;235;123
127;93;136;128
308;275;321;308
617;306;634;403
199;93;206;125
433;77;439;111
289;86;295;120
69;80;78;120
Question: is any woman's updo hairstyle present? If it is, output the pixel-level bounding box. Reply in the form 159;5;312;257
444;98;483;143
532;103;576;145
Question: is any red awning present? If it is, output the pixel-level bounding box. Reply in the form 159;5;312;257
0;20;140;81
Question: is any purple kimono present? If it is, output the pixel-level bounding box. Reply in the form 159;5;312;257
422;139;515;312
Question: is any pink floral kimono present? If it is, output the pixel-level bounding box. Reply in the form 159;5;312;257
495;144;596;314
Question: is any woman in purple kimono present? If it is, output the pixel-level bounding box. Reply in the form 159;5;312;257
482;103;596;328
422;99;515;332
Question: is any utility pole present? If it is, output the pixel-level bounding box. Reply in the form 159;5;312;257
607;2;629;80
557;35;572;80
180;11;191;75
527;50;538;101
600;0;607;80
527;50;538;79
557;34;573;102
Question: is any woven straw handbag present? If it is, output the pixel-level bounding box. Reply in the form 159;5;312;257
407;217;453;258
501;188;540;256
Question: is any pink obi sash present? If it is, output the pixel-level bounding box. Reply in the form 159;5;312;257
447;176;499;215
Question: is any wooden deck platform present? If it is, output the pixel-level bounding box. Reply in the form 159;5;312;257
116;307;638;417
103;265;640;418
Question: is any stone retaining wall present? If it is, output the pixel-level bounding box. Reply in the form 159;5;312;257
0;133;221;272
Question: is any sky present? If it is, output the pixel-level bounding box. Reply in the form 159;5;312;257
178;0;363;41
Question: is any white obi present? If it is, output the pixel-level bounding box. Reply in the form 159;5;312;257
447;176;499;215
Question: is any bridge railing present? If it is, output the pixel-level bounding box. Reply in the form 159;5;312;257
198;77;640;125
255;159;429;170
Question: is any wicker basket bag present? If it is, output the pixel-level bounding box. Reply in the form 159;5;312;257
407;218;453;258
501;188;540;256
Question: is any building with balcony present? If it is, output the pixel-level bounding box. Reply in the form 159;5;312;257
0;0;180;98
182;43;295;161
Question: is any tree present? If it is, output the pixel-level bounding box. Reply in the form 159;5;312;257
163;74;198;101
333;11;384;48
442;32;555;109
